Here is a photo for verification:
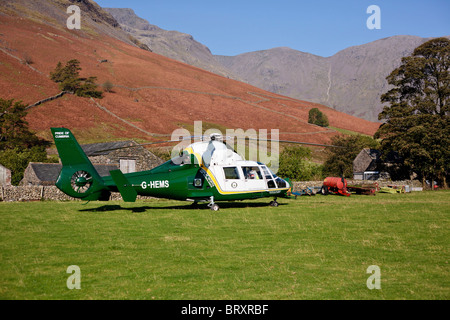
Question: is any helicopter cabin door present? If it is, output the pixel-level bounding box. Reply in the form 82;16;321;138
220;166;245;192
216;165;267;193
241;165;266;191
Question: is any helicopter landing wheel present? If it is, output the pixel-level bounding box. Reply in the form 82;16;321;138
208;196;219;211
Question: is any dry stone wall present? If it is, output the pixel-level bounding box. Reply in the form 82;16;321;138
1;179;425;202
292;179;423;191
0;186;155;202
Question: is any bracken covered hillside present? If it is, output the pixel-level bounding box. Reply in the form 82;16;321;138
0;0;380;147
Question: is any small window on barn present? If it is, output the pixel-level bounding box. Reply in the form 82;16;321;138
120;159;136;173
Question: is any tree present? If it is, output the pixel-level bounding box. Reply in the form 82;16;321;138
374;37;449;188
0;98;46;150
0;146;49;185
308;108;329;127
323;135;379;178
76;76;103;98
50;59;103;98
0;98;53;185
277;146;323;181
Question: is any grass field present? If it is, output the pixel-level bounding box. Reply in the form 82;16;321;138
0;191;449;300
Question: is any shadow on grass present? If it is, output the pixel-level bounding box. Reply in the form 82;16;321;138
78;200;286;213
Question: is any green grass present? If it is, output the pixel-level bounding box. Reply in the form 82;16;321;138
0;191;449;300
329;126;371;137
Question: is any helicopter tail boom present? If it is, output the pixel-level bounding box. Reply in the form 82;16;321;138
51;128;110;201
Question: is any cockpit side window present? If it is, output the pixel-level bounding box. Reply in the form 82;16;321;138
223;167;240;180
242;166;262;180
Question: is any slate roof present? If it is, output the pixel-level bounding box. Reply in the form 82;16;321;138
29;163;119;183
81;141;137;156
353;148;382;172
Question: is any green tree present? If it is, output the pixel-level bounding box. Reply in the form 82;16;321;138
76;76;103;98
308;108;329;127
323;135;379;178
50;60;81;85
277;146;323;181
0;98;46;150
0;98;53;185
375;37;449;188
0;146;50;185
50;60;103;98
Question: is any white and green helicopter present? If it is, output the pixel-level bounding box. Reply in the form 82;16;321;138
51;127;332;210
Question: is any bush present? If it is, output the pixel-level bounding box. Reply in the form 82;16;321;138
23;53;33;65
308;108;329;127
277;146;324;181
102;80;114;93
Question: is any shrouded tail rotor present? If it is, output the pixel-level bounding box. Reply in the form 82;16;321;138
71;170;93;194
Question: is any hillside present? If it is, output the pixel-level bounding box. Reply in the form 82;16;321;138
216;36;449;121
216;47;328;106
99;6;447;122
103;7;238;80
0;0;380;151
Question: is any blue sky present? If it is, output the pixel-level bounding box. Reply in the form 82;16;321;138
96;0;449;57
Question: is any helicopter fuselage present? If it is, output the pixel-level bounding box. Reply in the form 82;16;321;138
102;140;290;202
51;128;290;209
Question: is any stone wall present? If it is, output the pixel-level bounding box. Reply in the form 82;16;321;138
26;91;71;110
0;186;155;202
1;186;70;202
292;179;423;192
1;179;425;202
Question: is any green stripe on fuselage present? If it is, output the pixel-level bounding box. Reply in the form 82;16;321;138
103;160;288;202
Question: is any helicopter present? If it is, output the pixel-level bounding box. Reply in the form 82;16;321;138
51;127;333;211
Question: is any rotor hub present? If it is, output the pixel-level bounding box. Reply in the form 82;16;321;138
71;170;93;194
75;176;88;187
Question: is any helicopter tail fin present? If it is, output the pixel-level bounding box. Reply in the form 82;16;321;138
51;128;110;201
109;170;137;202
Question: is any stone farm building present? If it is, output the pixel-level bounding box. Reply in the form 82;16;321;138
353;148;384;180
21;140;164;186
0;164;11;187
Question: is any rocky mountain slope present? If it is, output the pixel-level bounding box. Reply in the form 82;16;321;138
104;6;445;122
0;0;379;151
216;36;446;121
103;7;238;80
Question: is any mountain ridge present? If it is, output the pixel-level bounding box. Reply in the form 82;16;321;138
215;35;449;121
103;7;239;80
105;6;446;121
0;0;380;151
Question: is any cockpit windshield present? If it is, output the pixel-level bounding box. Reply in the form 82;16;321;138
261;165;277;180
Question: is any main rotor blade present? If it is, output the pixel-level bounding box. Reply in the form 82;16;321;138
233;137;343;148
87;135;205;155
87;134;342;155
